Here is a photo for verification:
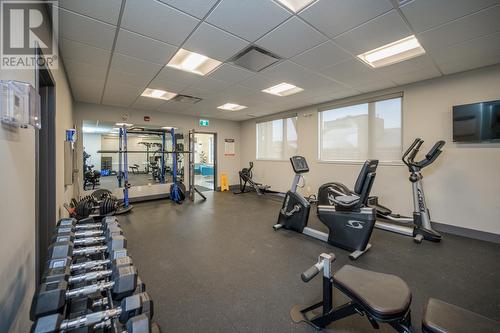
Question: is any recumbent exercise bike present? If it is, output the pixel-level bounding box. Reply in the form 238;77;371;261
274;156;377;260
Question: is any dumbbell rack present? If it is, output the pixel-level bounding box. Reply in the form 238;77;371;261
31;216;161;333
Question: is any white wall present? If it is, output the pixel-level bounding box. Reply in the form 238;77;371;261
0;10;74;333
74;102;241;197
241;64;500;235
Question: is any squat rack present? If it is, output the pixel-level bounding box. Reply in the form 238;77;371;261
97;126;206;203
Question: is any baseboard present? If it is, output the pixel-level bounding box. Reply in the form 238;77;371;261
433;222;500;244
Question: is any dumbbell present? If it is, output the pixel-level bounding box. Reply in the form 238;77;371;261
32;265;137;318
32;292;153;333
56;216;119;230
53;220;122;240
47;236;127;263
43;256;134;284
52;224;124;249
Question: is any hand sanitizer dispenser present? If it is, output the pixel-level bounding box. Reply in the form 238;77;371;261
0;80;40;129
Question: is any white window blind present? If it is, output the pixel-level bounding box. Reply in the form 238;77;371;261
257;116;298;160
319;97;402;162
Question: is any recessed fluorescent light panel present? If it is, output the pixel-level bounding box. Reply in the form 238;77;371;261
262;82;304;97
167;49;222;75
275;0;317;12
141;88;177;100
357;35;425;68
217;103;247;111
115;122;134;127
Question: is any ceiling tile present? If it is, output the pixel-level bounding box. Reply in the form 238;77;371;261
321;58;384;86
333;10;411;55
208;64;255;84
59;38;111;68
103;81;144;107
70;77;105;104
206;0;291;42
110;53;163;77
238;73;285;91
57;0;122;25
401;0;500;33
261;61;341;90
157;101;192;112
183;23;249;61
107;70;151;88
186;77;232;93
256;17;328;58
148;77;188;93
417;5;500;53
429;31;500;74
291;41;352;71
64;59;108;81
157;0;219;19
58;8;116;50
375;55;441;85
115;29;178;65
354;79;396;93
131;96;168;110
155;66;201;87
299;0;393;38
121;0;199;46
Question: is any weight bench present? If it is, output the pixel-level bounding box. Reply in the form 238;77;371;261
423;298;500;333
292;253;500;333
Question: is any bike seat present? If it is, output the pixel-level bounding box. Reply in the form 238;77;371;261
335;195;360;206
422;298;500;333
333;265;411;321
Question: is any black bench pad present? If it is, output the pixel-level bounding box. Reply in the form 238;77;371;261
332;265;411;321
423;298;500;333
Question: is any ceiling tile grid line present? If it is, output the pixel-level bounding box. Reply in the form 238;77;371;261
99;0;128;104
391;5;444;76
128;0;226;109
405;2;500;35
56;5;119;27
58;0;500;119
286;8;402;88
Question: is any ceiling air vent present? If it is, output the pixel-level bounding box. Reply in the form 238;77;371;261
230;46;281;72
172;94;202;104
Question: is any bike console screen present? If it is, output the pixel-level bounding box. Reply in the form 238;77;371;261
290;156;309;174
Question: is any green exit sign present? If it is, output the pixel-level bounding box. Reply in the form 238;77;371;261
199;119;209;127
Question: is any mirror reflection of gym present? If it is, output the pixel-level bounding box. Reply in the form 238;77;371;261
82;121;184;192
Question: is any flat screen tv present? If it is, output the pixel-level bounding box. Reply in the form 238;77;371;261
452;100;500;143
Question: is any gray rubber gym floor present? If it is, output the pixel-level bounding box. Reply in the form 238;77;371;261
119;191;500;333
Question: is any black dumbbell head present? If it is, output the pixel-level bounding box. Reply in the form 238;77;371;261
56;218;77;228
32;313;64;333
47;242;73;261
32;280;68;319
112;266;137;300
120;292;153;323
107;234;127;252
126;314;151;333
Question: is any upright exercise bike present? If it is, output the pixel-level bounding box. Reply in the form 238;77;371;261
274;156;377;260
369;138;445;243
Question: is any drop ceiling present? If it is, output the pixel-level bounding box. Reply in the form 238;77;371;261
57;0;500;121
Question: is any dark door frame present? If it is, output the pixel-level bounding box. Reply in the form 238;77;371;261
193;131;218;191
35;47;56;284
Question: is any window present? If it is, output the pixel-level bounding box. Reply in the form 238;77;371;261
319;96;402;162
257;116;298;160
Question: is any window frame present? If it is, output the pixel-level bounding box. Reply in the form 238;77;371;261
318;93;404;165
256;115;298;161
